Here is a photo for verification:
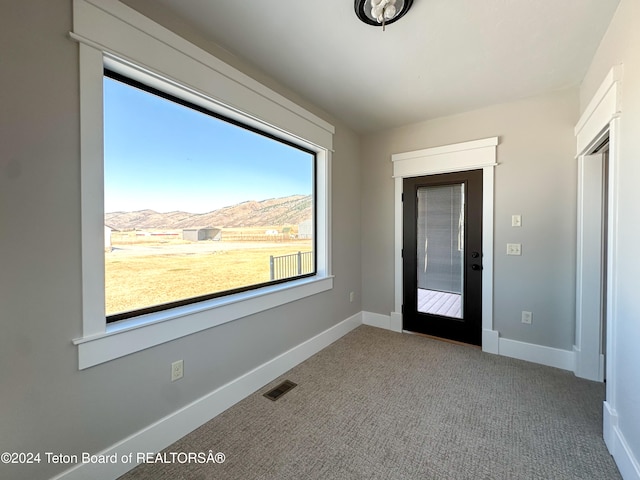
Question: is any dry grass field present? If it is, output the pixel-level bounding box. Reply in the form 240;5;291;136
105;237;312;316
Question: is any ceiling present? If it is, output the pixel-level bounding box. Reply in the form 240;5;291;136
128;0;620;133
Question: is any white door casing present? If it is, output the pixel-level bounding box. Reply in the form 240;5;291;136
574;65;621;387
575;152;606;382
391;137;499;353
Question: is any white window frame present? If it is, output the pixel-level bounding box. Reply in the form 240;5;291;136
71;0;334;369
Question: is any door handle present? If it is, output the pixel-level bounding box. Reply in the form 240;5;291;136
471;264;482;271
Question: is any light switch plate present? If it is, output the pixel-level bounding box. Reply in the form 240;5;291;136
507;243;522;255
512;215;522;227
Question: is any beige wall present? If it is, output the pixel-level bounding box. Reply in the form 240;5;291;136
580;0;640;468
0;2;361;479
361;89;579;350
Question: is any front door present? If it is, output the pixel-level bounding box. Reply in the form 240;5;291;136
403;170;483;345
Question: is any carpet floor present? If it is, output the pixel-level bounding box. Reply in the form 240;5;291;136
119;325;621;480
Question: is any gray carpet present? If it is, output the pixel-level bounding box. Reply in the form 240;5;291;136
119;325;621;479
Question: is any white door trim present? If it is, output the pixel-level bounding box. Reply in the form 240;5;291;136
392;137;499;354
574;66;621;386
574;66;622;460
575;66;622;155
575;152;606;382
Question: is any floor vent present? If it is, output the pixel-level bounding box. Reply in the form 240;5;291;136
263;380;297;401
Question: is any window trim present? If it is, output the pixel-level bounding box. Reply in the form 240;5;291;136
72;0;334;369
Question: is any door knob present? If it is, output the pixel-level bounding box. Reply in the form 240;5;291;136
471;264;482;271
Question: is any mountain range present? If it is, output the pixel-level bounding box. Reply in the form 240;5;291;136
105;195;312;231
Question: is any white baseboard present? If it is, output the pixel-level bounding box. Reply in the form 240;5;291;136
604;400;619;452
604;401;640;480
389;312;403;332
573;345;605;381
482;329;499;354
498;337;575;372
363;311;403;333
52;313;362;480
362;311;391;330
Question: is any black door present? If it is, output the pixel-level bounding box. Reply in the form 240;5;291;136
403;170;483;345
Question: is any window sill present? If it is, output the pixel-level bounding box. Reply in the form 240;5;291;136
73;275;333;369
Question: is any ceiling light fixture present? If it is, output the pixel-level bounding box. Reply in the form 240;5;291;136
354;0;413;31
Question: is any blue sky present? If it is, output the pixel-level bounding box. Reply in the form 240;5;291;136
103;77;313;214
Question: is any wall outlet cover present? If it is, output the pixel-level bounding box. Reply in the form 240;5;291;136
171;360;184;382
507;243;522;255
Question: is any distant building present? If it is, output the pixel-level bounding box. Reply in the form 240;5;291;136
297;219;313;239
104;225;113;252
182;227;221;241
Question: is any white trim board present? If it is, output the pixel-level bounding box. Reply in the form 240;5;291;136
361;312;402;333
75;277;334;369
362;311;393;331
498;338;575;372
575;65;622;155
362;311;391;330
604;402;640;480
391;137;498;354
574;152;606;382
52;313;362;480
574;67;621;386
392;137;498;179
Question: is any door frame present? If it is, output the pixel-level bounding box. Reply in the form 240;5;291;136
391;137;499;354
574;65;621;387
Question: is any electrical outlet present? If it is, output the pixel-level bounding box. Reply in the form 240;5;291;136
171;360;184;382
521;311;532;324
507;243;522;255
349;291;355;303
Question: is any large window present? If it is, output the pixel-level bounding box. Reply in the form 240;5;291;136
73;0;334;369
104;71;316;322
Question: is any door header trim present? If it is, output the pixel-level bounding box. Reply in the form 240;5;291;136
392;137;499;179
575;65;622;156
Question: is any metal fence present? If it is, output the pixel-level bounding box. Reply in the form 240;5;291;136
269;251;314;280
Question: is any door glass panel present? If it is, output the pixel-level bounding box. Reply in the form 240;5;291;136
416;183;464;318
